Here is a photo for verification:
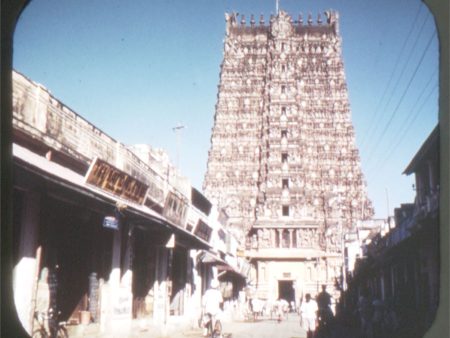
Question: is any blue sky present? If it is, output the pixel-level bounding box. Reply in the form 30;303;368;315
13;0;439;219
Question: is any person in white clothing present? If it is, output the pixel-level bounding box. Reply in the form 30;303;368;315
202;279;223;336
300;293;318;338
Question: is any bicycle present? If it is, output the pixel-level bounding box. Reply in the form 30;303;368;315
315;307;334;338
203;312;222;338
32;309;68;338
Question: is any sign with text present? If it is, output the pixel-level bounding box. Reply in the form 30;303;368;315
194;219;213;243
103;216;119;230
85;157;148;204
163;191;188;227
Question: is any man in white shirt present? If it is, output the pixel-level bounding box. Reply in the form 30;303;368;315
300;293;318;338
202;279;223;336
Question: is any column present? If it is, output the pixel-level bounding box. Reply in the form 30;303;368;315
13;190;40;334
102;224;132;332
277;229;282;248
288;229;294;248
270;228;275;248
153;247;169;324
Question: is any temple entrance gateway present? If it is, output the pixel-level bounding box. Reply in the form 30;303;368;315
203;10;374;303
278;280;295;304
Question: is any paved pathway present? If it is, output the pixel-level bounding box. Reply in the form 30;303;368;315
71;313;360;338
172;314;359;338
178;314;306;338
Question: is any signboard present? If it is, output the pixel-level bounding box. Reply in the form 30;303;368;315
165;234;175;248
146;180;165;206
194;219;213;242
85;158;149;204
163;191;188;227
103;216;119;230
112;286;132;317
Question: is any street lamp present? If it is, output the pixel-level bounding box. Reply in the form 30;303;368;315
172;123;185;169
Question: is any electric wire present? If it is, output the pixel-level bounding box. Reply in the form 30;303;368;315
364;30;436;165
367;75;438;174
360;10;430;153
372;67;437;165
359;2;424;150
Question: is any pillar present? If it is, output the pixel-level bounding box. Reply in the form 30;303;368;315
153;247;169;324
277;229;282;248
13;190;40;334
101;224;133;332
288;229;294;248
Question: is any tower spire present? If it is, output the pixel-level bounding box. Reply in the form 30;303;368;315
276;0;279;14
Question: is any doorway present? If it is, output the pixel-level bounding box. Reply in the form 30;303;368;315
278;280;295;303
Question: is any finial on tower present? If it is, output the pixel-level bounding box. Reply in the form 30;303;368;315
260;14;265;26
298;13;303;26
240;14;246;26
307;12;313;25
250;14;255;27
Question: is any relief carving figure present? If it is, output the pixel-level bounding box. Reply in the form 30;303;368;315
257;229;263;247
263;228;270;247
202;10;374;293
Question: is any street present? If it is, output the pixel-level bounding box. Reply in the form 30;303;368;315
158;314;359;338
73;312;360;338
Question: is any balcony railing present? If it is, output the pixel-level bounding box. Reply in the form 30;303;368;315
12;71;192;205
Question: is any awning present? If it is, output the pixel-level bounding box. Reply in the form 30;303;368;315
13;143;210;250
198;250;227;265
217;264;247;280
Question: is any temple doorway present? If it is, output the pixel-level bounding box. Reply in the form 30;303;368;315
278;280;295;304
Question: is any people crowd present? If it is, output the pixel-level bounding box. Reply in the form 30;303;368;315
200;279;402;338
356;288;399;338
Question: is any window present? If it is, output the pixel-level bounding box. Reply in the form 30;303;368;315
281;130;287;138
281;65;286;72
282;178;289;189
281;106;286;115
281;153;288;163
281;85;286;94
282;205;289;216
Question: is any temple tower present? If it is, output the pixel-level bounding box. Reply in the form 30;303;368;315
203;10;373;300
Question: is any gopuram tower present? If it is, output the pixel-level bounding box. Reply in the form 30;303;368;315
203;10;373;301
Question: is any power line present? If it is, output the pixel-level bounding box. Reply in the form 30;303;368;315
368;83;437;174
372;67;437;164
359;2;424;150
364;30;436;164
360;10;430;153
389;69;437;147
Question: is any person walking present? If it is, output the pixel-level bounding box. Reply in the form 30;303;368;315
202;279;223;337
357;288;373;338
300;293;318;338
371;299;384;338
316;284;334;337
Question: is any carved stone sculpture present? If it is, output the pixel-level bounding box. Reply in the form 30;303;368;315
203;10;373;297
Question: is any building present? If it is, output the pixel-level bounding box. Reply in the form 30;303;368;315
344;218;391;279
347;125;439;337
11;70;246;336
203;10;373;304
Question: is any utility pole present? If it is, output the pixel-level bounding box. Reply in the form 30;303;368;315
172;124;185;169
385;187;390;219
